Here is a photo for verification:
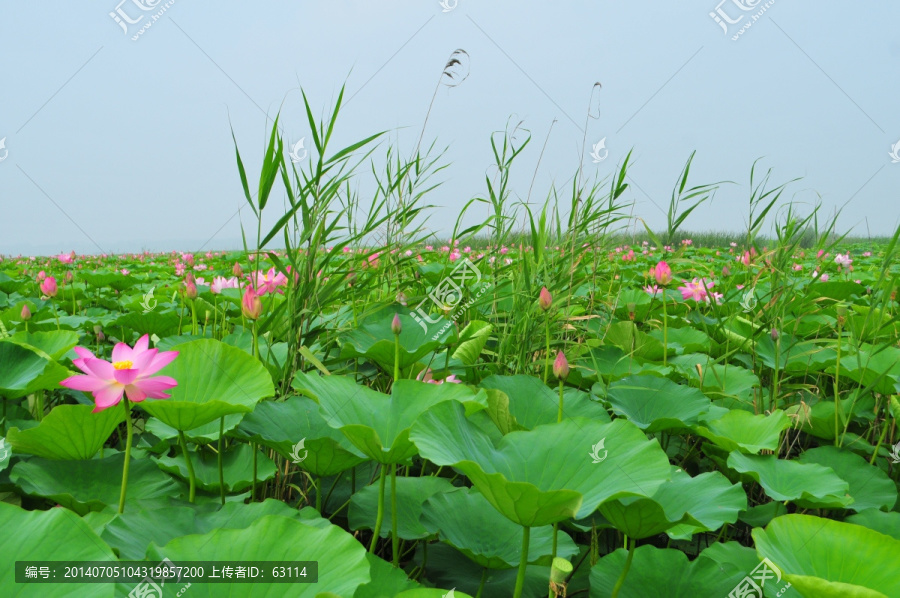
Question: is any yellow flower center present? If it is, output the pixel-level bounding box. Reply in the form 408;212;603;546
113;360;133;370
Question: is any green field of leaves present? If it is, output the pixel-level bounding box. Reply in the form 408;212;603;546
2;93;900;597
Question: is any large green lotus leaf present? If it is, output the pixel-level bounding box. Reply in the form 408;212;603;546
231;395;368;477
727;452;853;509
604;321;665;360
10;454;181;515
846;509;900;541
648;326;711;355
0;272;24;294
292;373;488;464
145;413;244;445
452;320;492;365
699;540;801;597
605;375;711;432
695;409;791;454
600;469;745;541
5;330;79;360
754;335;836;373
797;446;897;512
101;499;304;560
753;514;900;597
349;475;456;540
0;341;70;399
478;374;610;429
410;401;671;527
837;344;900;395
6;404;124;460
670;354;760;407
420;486;578;569
112;310;182;337
353;552;422;598
0;502;117;597
578;346;671;383
145;514;370;597
157;443;276;493
339;311;457;372
140;339;274;431
590;545;755;598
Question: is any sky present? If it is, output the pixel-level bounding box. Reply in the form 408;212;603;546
1;1;898;256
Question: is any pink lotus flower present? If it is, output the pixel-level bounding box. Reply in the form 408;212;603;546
553;351;569;380
677;278;714;302
416;368;461;384
834;254;852;268
241;287;263;319
539;287;552;310
644;284;662;296
650;261;673;285
20;304;31;320
60;335;178;413
210;276;239;294
57;251;74;264
40;276;58;297
252;267;288;295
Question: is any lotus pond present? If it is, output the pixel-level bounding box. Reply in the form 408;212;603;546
3;113;900;598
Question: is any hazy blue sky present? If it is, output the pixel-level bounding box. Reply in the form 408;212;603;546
1;1;898;255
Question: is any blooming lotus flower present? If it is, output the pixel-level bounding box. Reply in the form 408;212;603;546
677;278;714;302
210;276;239;294
253;267;288;295
40;276;58;297
650;261;673;285
539;287;552;310
416;368;462;384
834;254;852;268
241;287;263;319
644;284;662;296
60;335;179;413
57;252;74;264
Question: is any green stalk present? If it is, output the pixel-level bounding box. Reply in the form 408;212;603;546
662;288;668;366
513;526;531;598
251;442;258;501
610;537;636;598
190;299;198;335
557;379;564;423
218;417;226;505
543;315;551;383
393;334;401;383
475;567;487;598
369;464;387;553
117;397;134;514
178;431;196;503
834;315;843;447
391;464;399;566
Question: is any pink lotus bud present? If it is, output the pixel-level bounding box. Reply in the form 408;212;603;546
40;276;58;297
553;350;569;380
722;265;731;277
539;287;552;311
37;270;46;281
65;271;73;283
391;314;402;335
651;261;673;285
20;304;31;321
184;280;198;300
771;328;779;341
241;287;262;320
233;262;243;277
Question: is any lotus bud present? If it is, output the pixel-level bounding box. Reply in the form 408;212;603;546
722;265;731;277
539;286;552;311
627;302;636;321
651;261;673;285
391;313;402;335
65;271;73;283
184;280;198;300
233;262;243;277
40;276;58;297
241;287;262;320
93;325;104;341
20;304;31;321
771;328;779;341
553;350;569;380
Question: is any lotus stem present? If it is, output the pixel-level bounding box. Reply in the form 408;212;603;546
549;557;572;598
543;316;551;383
393;333;401;384
391;463;399;566
178;431;196;503
662;288;668;367
834;313;843;446
557;379;564;423
513;526;531;598
610;537;636;598
251;442;258;501
190;299;198;336
369;464;387;553
117;397;134;514
218;417;225;505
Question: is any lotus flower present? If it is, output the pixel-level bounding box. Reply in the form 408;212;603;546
39;276;57;297
391;313;402;335
210;276;239;294
677;278;714;302
20;304;31;321
553;350;569;380
241;287;263;319
416;368;462;384
539;287;552;310
834;254;853;268
650;261;672;285
60;334;178;413
252;267;288;295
